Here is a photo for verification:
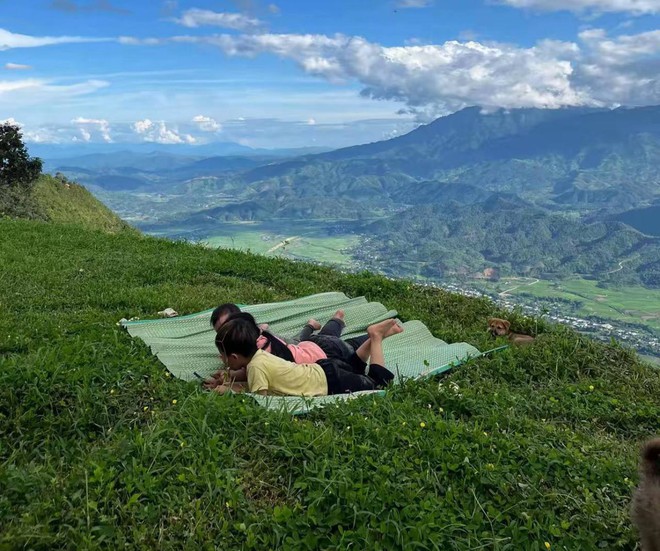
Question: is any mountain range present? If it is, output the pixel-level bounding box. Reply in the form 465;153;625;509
47;105;660;287
230;105;660;215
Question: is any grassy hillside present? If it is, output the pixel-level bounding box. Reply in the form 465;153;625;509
1;219;658;549
29;174;132;232
1;173;131;233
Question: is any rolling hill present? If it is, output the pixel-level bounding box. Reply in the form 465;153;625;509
355;198;660;287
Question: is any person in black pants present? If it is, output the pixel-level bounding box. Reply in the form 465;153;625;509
298;309;370;365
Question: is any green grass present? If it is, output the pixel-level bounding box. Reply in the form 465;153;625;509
496;278;660;334
30;175;132;233
1;219;659;549
204;229;275;255
203;227;359;266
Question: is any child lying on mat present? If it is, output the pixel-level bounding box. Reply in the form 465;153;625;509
205;303;371;388
211;315;402;396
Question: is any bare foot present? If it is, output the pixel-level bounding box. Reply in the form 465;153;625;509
367;319;398;340
307;319;322;330
384;321;404;338
333;309;345;321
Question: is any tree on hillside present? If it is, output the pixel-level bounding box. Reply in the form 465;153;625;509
0;123;42;191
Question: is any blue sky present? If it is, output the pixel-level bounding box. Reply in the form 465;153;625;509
1;0;658;148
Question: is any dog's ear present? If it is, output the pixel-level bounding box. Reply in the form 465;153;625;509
487;318;496;325
502;320;511;331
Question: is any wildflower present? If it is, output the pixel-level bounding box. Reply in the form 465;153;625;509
402;421;406;426
589;385;594;391
180;441;185;448
79;268;84;273
486;463;495;471
545;542;551;550
420;422;426;428
438;407;444;413
483;432;488;437
110;389;115;395
143;406;149;412
346;426;351;430
265;422;269;426
165;372;171;378
427;404;432;409
172;399;177;405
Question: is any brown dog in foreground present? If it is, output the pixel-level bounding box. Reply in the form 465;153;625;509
487;318;535;345
632;438;660;551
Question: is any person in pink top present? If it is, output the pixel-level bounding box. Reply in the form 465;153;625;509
209;302;327;359
205;303;370;389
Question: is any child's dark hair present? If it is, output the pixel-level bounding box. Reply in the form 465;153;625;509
210;303;241;329
215;316;259;358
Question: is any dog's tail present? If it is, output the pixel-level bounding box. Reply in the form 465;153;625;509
640;438;660;478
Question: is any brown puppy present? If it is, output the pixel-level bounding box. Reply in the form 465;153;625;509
632;438;660;551
487;318;535;345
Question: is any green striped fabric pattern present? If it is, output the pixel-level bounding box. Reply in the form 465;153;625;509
123;292;482;413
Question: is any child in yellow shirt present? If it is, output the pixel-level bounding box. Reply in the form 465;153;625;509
213;317;403;396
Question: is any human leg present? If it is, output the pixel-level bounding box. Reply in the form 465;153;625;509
348;320;402;385
344;334;369;353
318;310;346;338
307;334;353;362
318;358;377;394
295;319;321;342
365;319;402;366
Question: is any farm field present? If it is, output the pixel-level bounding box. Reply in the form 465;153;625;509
202;222;360;267
479;277;660;335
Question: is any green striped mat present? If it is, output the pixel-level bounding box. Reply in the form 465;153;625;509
123;292;485;414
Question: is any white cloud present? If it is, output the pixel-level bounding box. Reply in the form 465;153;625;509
571;28;660;105
395;0;433;7
192;114;221;132
4;62;32;70
72;116;113;142
307;118;316;125
497;0;660;15
132;118;196;144
0;27;109;50
118;36;162;46
122;27;659;119
174;9;263;32
268;3;280;14
20;124;76;144
156;33;588;117
132;118;154;134
23;129;58;143
0;78;109;106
